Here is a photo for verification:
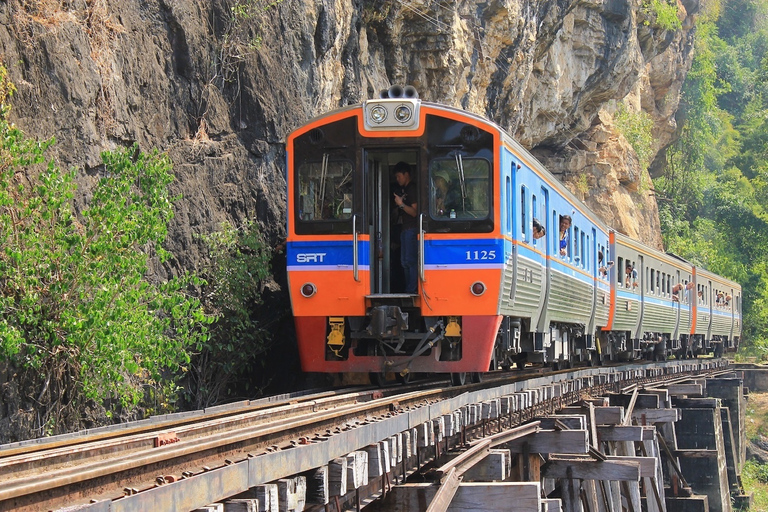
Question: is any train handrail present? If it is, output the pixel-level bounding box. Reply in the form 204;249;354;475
419;213;425;282
353;214;360;282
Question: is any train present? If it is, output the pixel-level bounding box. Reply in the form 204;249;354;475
285;85;742;385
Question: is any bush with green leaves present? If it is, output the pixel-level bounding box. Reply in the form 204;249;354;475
188;220;275;408
641;0;683;31
0;65;212;436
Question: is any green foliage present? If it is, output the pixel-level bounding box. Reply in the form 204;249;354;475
0;65;212;435
614;103;655;170
641;0;683;31
656;0;768;353
187;220;275;408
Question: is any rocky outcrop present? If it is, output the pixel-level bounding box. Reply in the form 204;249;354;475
0;0;701;440
0;0;697;263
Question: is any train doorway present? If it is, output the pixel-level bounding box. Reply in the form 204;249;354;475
364;149;420;295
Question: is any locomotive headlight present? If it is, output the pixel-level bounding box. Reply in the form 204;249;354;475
369;105;387;124
394;104;412;123
471;282;486;296
301;283;317;298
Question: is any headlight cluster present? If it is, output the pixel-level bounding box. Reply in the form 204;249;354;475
363;99;420;131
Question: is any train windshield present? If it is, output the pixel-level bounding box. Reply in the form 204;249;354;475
429;158;491;220
297;158;354;221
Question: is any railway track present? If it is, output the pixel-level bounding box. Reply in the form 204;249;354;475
0;359;727;511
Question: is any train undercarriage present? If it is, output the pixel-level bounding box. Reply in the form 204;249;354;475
319;304;734;386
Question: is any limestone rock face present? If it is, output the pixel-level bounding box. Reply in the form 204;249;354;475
0;0;697;266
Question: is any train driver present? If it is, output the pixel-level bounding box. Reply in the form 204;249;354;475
393;162;419;294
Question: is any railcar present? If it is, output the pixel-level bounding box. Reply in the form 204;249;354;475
285;86;741;384
689;267;742;357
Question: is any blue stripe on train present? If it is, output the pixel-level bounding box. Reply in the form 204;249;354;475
287;240;371;267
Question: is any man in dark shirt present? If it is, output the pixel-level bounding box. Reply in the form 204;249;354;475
393;161;418;294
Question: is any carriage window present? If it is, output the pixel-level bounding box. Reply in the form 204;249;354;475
650;269;655;293
429;158;491;221
618;257;624;287
505;177;511;233
298;159;353;221
521;186;527;239
574;227;580;262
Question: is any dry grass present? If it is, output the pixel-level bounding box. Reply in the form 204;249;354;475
11;0;125;135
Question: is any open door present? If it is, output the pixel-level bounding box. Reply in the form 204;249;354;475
365;150;419;295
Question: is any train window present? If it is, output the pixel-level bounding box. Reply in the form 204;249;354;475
574;227;579;262
558;214;571;258
656;272;661;295
428;158;491;221
505;177;511;234
581;232;586;268
521;186;527;240
650;269;655;294
297;159;354;221
618;257;624;286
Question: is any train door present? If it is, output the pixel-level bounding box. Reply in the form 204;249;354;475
634;255;644;352
530;186;549;330
533;188;551;334
672;270;681;344
587;228;598;336
364;149;420;295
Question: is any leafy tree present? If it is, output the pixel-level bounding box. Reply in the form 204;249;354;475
0;65;212;437
186;220;277;408
656;0;768;353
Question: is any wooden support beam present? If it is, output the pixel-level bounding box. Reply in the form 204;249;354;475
504;430;589;454
546;455;656;478
538;416;586;430
623;389;639;426
562;407;624;425
542;498;563;512
383;482;542;512
463;449;509;482
664;384;704;396
610;392;659;411
596;425;654;442
542;459;640;481
631;409;680;424
674;449;719;458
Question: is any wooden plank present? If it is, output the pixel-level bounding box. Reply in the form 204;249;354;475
383;482;542;512
537;416;586;430
606;456;657;478
609;392;659;411
463;449;509;482
671;397;719;409
631;409;680;424
548;455;656;478
542;498;563;512
665;384;703;396
504;430;589;454
623;389;639;426
542;459;640;481
675;449;719;458
596;425;644;442
560;407;623;425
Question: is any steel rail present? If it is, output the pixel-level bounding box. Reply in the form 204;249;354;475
0;359;728;511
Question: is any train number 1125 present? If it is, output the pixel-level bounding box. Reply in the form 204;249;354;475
465;250;496;261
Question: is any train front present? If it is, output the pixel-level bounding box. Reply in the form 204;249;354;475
286;87;503;382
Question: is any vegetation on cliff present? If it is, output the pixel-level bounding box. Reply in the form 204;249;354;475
655;0;768;354
0;67;213;437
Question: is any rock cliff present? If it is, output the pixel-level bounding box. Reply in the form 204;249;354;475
0;0;698;267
